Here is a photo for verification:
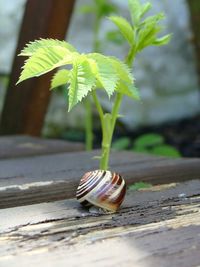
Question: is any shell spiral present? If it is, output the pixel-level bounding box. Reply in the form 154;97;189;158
76;170;126;212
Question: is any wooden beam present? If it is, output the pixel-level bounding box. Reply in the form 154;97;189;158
187;0;200;87
0;180;200;267
0;135;84;159
0;150;200;208
0;0;76;136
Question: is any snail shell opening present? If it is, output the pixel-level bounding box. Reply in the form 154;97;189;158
76;170;126;212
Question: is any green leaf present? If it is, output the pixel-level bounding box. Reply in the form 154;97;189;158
140;2;152;18
19;39;76;57
129;181;152;191
51;69;70;90
109;16;134;45
109;57;133;83
152;145;181;158
102;57;138;100
142;12;165;25
106;30;125;45
88;53;119;97
112;137;131;150
68;59;96;111
137;26;160;50
17;46;77;84
137;13;165;50
117;81;139;100
152;34;171;46
134;133;164;149
128;0;142;26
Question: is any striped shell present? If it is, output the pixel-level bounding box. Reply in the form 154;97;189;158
76;170;126;212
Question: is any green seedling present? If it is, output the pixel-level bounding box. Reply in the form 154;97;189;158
17;0;170;171
80;0;119;150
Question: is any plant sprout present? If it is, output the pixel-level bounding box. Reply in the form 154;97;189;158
17;0;171;171
80;0;119;150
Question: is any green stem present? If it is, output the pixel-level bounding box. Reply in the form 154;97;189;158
111;93;123;132
99;94;122;170
92;91;111;170
91;9;137;170
92;91;104;123
84;97;93;151
98;47;136;170
84;14;102;151
100;131;111;170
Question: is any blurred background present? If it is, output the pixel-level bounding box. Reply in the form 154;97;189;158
0;0;199;158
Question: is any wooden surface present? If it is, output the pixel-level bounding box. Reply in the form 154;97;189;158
0;135;84;159
0;180;200;267
0;0;76;136
0;136;199;266
0;150;199;209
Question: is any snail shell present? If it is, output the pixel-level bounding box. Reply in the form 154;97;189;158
76;170;126;212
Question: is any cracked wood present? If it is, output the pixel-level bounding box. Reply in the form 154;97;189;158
0;180;200;267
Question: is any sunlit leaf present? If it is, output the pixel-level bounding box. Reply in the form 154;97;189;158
140;2;152;18
88;53;119;97
19;38;76;57
117;82;140;100
152;34;171;46
109;16;134;45
128;0;142;26
17;46;77;84
106;30;125;45
68;59;96;111
51;69;70;90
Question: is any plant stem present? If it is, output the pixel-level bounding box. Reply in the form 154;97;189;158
92;91;111;170
100;130;111;170
91;8;137;170
98;93;123;170
111;93;123;132
98;48;136;170
92;91;104;123
84;97;93;151
84;13;102;151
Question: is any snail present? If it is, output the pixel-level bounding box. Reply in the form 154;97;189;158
76;170;126;212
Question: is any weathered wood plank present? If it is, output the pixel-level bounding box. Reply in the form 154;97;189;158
0;151;200;208
0;180;200;267
1;180;200;231
0;135;84;159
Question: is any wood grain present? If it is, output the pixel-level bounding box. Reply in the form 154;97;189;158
0;135;84;159
0;180;200;267
0;150;200;208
